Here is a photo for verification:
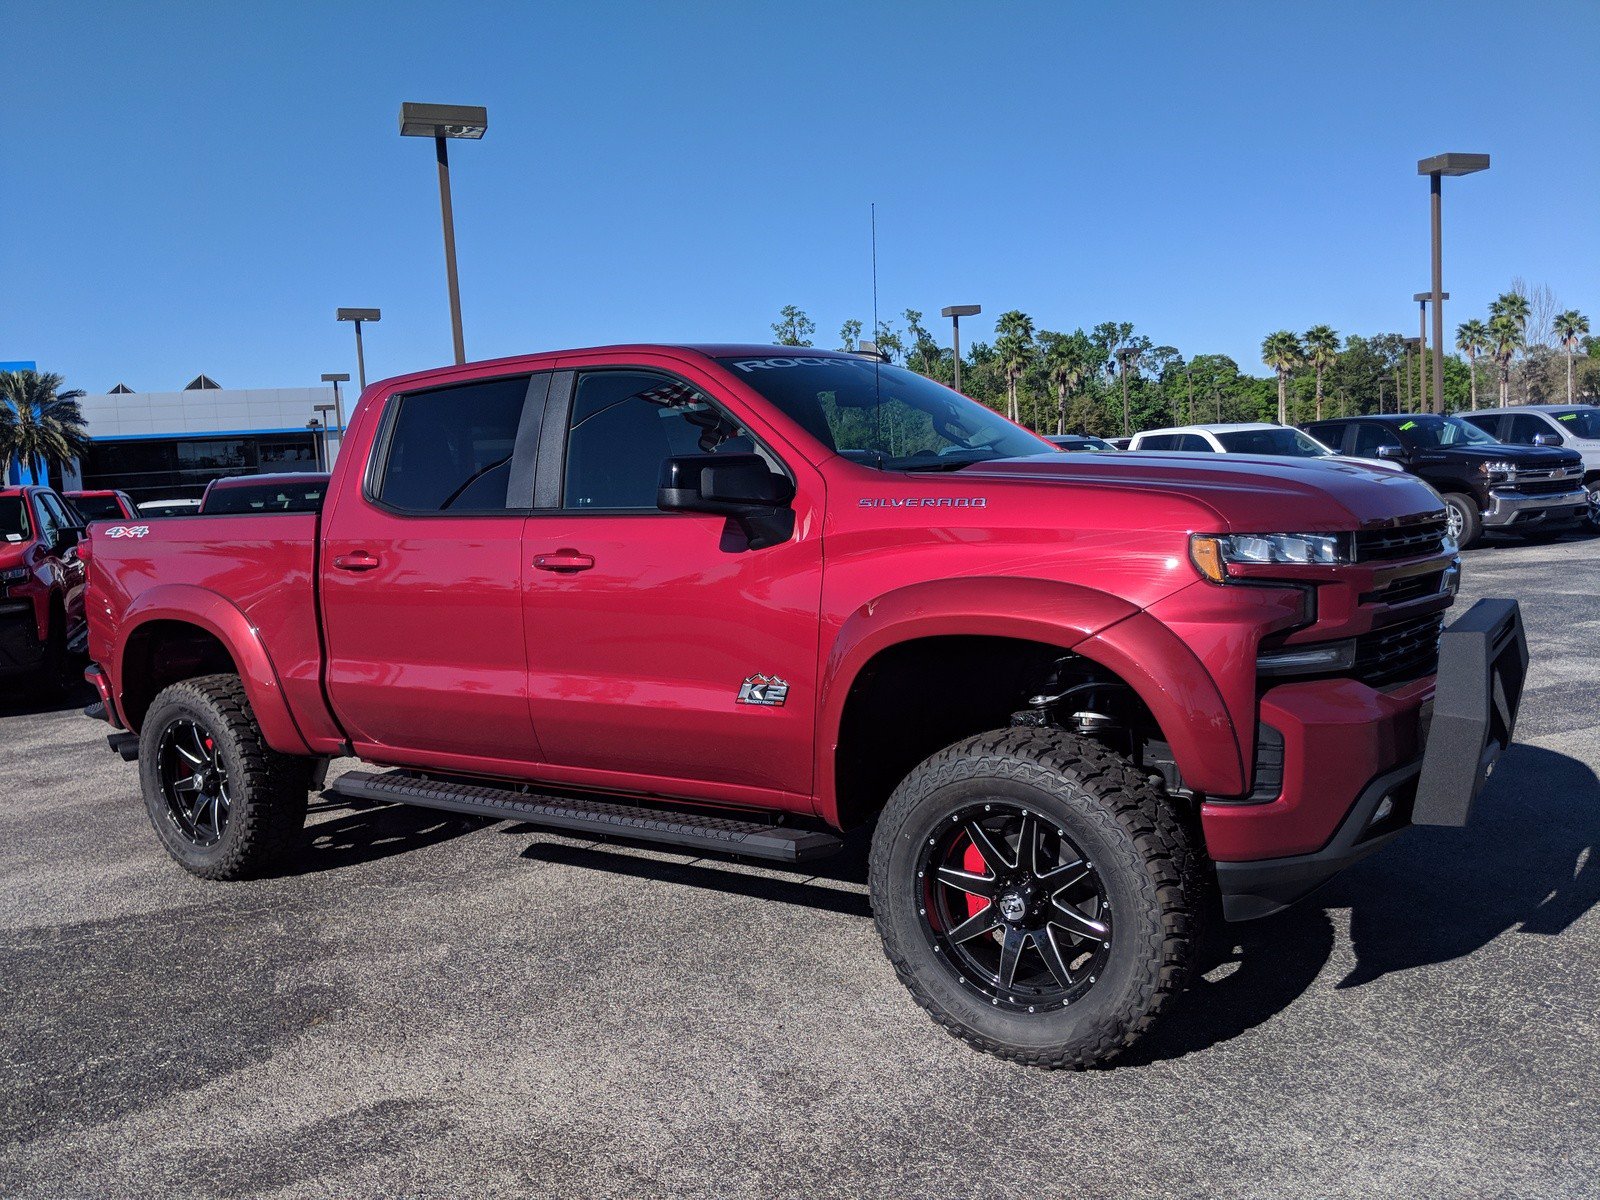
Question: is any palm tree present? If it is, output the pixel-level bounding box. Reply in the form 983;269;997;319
1044;336;1091;435
1486;315;1523;406
1260;331;1303;425
1303;325;1339;420
1554;310;1590;403
1455;319;1489;410
0;370;89;486
1490;291;1531;334
994;311;1035;424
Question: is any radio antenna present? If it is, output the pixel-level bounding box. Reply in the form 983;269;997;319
871;202;882;444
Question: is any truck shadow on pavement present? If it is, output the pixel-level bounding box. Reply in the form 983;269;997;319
0;680;97;717
507;743;1596;1068
277;796;489;876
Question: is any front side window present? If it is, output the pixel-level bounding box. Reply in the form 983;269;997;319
563;371;760;510
716;354;1047;471
1458;414;1501;437
1506;414;1553;444
1351;423;1403;456
1215;427;1331;457
1394;415;1498;449
1175;434;1216;452
376;375;532;512
1550;408;1600;439
1137;435;1180;450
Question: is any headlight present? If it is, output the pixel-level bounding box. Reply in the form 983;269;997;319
1479;461;1517;478
1189;532;1349;582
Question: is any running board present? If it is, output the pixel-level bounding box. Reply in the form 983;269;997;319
328;769;843;863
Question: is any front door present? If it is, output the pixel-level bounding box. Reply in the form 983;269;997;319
322;371;548;770
519;363;822;806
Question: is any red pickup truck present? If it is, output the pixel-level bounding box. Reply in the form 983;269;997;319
82;345;1528;1068
2;484;87;691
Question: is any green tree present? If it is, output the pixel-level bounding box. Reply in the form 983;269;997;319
1040;330;1094;434
1260;331;1303;425
872;319;905;363
1303;325;1339;419
1455;319;1489;411
0;370;89;486
1487;314;1524;406
902;309;942;377
1490;292;1531;339
838;319;862;352
1091;321;1136;434
994;310;1036;423
1554;310;1590;403
771;305;815;347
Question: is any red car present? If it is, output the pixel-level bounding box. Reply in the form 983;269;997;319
64;489;139;523
1;485;87;691
81;344;1526;1067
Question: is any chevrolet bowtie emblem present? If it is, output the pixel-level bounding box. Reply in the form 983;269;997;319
737;674;789;707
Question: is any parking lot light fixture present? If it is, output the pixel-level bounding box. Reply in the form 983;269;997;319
400;103;488;366
320;373;351;436
1417;153;1489;415
941;305;981;393
336;308;381;390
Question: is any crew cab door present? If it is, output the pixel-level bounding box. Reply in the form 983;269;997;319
518;359;822;807
320;372;548;769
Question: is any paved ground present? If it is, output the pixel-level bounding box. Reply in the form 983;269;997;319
3;533;1598;1198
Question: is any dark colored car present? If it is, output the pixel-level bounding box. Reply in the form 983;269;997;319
65;489;138;523
1045;434;1116;452
198;472;331;515
0;485;87;690
85;343;1526;1069
1303;414;1587;547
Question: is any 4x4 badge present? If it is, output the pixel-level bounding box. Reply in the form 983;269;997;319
737;674;789;707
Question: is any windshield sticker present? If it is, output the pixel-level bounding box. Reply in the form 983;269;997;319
1400;421;1417;431
4;534;20;542
859;497;987;509
731;357;852;372
1559;413;1579;421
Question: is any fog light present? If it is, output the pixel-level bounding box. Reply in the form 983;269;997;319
1255;638;1357;676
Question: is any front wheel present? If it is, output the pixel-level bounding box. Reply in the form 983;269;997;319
138;674;312;880
869;729;1202;1069
1585;482;1600;535
1441;492;1483;549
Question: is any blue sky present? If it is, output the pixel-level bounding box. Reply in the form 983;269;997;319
4;1;1595;393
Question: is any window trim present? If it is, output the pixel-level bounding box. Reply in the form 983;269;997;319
537;364;793;517
362;371;549;518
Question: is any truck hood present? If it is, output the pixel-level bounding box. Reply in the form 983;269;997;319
0;541;33;571
960;452;1446;533
1409;443;1582;471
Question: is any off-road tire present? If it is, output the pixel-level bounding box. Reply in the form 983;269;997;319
1441;491;1482;549
138;674;312;880
870;728;1202;1069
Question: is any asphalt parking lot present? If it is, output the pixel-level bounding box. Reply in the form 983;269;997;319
3;534;1598;1199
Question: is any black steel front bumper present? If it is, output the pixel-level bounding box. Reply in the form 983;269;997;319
1217;598;1528;921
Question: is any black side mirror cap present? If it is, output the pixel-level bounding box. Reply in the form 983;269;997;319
1532;432;1561;447
658;454;797;549
1376;445;1407;461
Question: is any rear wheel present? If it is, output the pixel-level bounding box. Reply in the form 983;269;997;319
138;674;311;879
869;728;1201;1069
1441;492;1482;549
1585;481;1600;534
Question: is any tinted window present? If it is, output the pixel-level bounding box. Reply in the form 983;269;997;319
1137;434;1181;450
377;376;531;512
1505;414;1554;444
1550;408;1600;439
1215;428;1330;457
203;479;328;514
39;493;78;533
1174;434;1215;452
1459;414;1501;438
1351;423;1403;456
1393;415;1497;448
0;497;29;542
70;494;127;521
564;371;758;510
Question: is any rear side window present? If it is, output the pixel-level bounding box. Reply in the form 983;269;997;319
1137;434;1180;450
375;376;533;512
1174;434;1215;452
1459;414;1501;438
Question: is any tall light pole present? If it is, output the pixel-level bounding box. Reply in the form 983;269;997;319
320;373;350;438
336;308;381;390
314;404;338;470
401;103;487;365
1413;291;1449;413
1417;153;1489;415
941;304;981;393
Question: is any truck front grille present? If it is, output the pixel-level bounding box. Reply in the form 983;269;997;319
1503;474;1579;496
1352;612;1445;688
1363;570;1446;605
1355;516;1448;561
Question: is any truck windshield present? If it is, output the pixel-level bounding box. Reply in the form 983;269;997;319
1396;415;1498;448
1;497;29;542
70;494;126;521
717;354;1049;471
1551;408;1600;439
1215;428;1331;457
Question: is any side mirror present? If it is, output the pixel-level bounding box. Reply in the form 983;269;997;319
1375;445;1407;461
658;454;797;550
51;527;83;555
1533;432;1562;447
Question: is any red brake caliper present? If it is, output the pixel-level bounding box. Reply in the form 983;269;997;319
962;838;990;919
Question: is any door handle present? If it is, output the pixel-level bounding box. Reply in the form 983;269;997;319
332;551;381;572
533;550;595;573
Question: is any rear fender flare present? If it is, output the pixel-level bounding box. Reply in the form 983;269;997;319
116;584;310;755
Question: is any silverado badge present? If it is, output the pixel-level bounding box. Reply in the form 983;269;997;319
737;674;789;707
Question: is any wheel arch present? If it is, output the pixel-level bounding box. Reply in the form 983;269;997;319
115;585;310;755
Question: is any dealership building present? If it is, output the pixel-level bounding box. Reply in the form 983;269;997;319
48;377;345;504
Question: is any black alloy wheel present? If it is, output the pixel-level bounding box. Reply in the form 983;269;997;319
156;717;233;846
918;802;1112;1013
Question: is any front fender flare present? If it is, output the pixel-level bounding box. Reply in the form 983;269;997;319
115;584;310;755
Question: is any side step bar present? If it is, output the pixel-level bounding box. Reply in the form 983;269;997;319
328;769;843;863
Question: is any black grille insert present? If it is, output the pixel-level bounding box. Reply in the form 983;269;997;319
1355;516;1449;561
1353;612;1445;687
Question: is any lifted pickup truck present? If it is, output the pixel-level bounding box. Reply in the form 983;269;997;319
84;345;1528;1068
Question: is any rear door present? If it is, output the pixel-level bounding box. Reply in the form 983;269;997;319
321;372;549;769
518;358;823;805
